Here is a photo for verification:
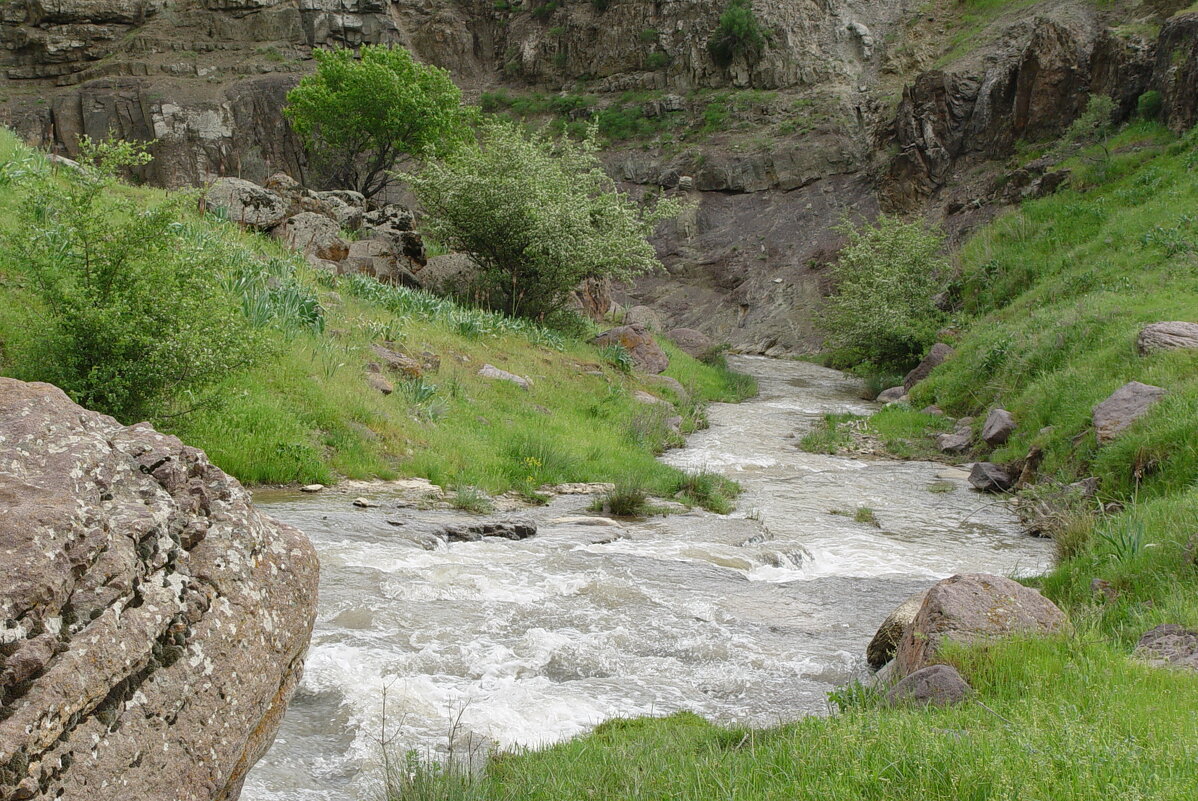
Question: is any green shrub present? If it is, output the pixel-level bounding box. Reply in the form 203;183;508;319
593;481;650;516
647;52;670;70
405;120;683;323
817;215;949;371
1137;89;1163;120
708;0;767;68
0;138;262;422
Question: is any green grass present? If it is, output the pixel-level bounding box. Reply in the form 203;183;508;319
0;129;754;509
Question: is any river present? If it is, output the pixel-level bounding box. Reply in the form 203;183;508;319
242;356;1050;800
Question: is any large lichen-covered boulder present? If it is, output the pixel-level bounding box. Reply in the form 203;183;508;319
894;573;1069;677
591;324;670;374
0;379;319;801
866;588;929;670
1092;381;1167;444
273;211;349;263
202;177;289;229
1136;322;1198;355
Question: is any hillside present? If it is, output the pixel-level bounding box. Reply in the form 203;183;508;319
0;127;753;507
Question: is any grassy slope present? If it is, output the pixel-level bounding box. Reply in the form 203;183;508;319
388;124;1198;800
0;129;754;503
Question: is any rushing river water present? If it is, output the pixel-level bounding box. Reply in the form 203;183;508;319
243;356;1051;800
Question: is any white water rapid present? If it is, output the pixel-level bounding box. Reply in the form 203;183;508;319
242;356;1050;800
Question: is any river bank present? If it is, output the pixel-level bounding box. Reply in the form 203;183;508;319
242;355;1050;800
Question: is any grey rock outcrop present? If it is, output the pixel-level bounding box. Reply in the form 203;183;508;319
886;664;972;707
981;408;1016;447
592;324;670;374
478;364;531;390
903;343;955;391
624;305;665;331
866;588;930;670
876;386;907;404
203;176;288;229
441;519;537;543
894;573;1069;677
1136;321;1198;355
0;378;319;801
1092;381;1167;444
273;211;348;262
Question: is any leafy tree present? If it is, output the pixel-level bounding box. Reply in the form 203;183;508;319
708;0;767;68
405;120;683;324
284;45;468;198
818;215;949;371
1055;94;1118;160
1;138;262;422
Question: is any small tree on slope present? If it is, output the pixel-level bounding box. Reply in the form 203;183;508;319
405;121;683;324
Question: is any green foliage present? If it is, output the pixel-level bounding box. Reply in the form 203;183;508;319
450;484;495;514
647;51;670;70
708;0;767;68
1054;94;1118;160
672;469;739;513
405;120;683;323
284;45;467;197
0;138;261;422
592;480;651;516
1137;89;1163;120
818;215;950;371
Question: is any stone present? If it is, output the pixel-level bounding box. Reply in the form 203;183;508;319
903;343;955;391
1092;381;1167;444
360;206;425;265
342;238;418;286
666;327;713;358
1136;322;1198;355
441;519;537;542
478;364;530;390
624;305;665;331
202;176;288;229
313;190;366;230
417;253;478;293
365;372;394;395
591;324;670;374
894;573;1069;676
300;483;325;493
936;432;972;454
273;211;349;262
1135;624;1198;671
0;377;318;801
352;497;381;508
633;390;672;407
371;344;423;378
866;589;930;670
921;405;945;416
876;386;907;403
644;374;689;402
886;664;972;707
968;461;1014;493
981;408;1016;447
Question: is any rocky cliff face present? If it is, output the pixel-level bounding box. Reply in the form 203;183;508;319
0;378;319;801
2;0;1196;352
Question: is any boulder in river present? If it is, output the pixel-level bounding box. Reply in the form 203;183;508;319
441;519;537;542
894;573;1069;676
886;664;972;707
0;378;319;801
903;343;955;391
968;461;1014;492
1092;381;1167;444
591;324;670;374
981;408;1016;447
867;588;930;669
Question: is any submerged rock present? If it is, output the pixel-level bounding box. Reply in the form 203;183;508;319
894;573;1069;676
441;519;537;542
0;378;319;801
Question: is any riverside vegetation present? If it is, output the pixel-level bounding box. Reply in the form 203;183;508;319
381;115;1198;799
0;127;752;509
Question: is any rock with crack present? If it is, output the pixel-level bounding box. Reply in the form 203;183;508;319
273;212;349;263
1092;381;1167;444
1135;624;1198;671
894;573;1069;677
866;588;930;670
968;461;1014;493
0;377;319;801
1136;322;1198;355
981;408;1016;447
903;343;955;391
